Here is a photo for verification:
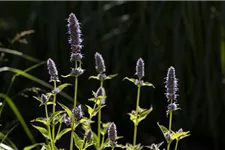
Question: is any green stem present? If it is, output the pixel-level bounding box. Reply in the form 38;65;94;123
70;124;74;150
167;100;173;150
98;80;104;149
56;121;62;139
175;140;179;150
133;85;141;147
52;81;57;141
70;60;78;150
45;104;54;149
112;147;114;150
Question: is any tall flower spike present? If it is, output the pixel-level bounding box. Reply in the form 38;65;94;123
95;52;106;74
108;122;117;142
165;66;178;101
67;13;82;53
47;58;59;82
135;58;145;80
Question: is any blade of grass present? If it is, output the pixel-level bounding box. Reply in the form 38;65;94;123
0;93;36;144
0;132;18;150
0;67;73;103
0;48;41;63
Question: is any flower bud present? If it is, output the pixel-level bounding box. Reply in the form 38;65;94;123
70;53;83;61
108;122;117;142
135;58;144;80
165;66;178;101
41;94;48;103
86;129;93;141
95;52;106;73
47;58;59;82
72;105;83;121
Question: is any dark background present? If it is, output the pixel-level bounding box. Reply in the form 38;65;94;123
0;1;224;150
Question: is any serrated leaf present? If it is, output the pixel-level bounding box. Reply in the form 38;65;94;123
61;74;72;78
23;143;45;150
31;117;47;125
73;132;84;150
88;76;99;80
57;83;72;93
58;102;74;123
123;77;137;85
32;125;49;140
128;113;137;125
55;128;71;142
142;82;155;88
105;74;118;80
137;107;153;124
171;131;190;141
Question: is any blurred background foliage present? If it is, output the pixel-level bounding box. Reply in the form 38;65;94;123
0;1;224;150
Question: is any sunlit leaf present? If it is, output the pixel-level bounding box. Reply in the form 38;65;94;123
32;125;49;140
61;74;72;78
31;117;47;125
57;83;72;93
105;74;118;80
171;131;190;141
137;106;153;124
123;77;137;85
88;76;99;80
58;102;74;123
23;143;46;150
142;82;155;88
73;132;84;150
49;111;64;123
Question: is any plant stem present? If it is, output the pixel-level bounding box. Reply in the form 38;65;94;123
70;124;74;150
70;60;79;150
167;100;173;150
175;140;179;150
52;81;57;142
73;61;78;108
82;136;86;149
112;147;114;150
98;80;104;150
133;85;141;147
45;104;54;149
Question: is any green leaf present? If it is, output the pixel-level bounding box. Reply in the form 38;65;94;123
137;106;153;124
32;125;49;139
123;77;137;85
92;132;98;150
31;117;47;125
49;110;64;123
58;102;74;123
171;131;190;141
73;132;84;150
23;143;45;150
55;128;71;142
142;82;155;88
57;83;72;93
86;105;94;117
61;74;72;78
128;113;137;125
157;122;169;134
105;74;118;80
0;143;14;150
0;93;36;144
88;76;99;80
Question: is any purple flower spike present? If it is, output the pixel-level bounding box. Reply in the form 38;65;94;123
67;13;82;53
135;58;145;80
165;66;178;101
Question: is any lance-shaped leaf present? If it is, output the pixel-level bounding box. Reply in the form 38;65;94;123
49;110;64;123
142;82;155;88
88;75;99;80
61;73;72;78
31;117;47;125
123;77;137;85
55;128;71;142
128;112;137;126
73;132;84;150
171;131;190;141
32;125;49;139
56;83;72;93
23;143;46;150
137;106;153;124
105;74;118;80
